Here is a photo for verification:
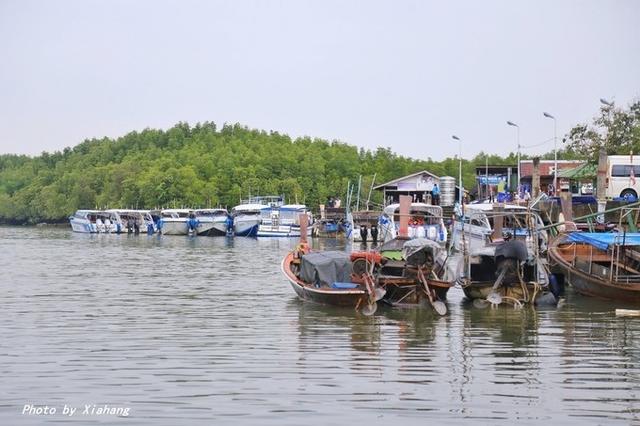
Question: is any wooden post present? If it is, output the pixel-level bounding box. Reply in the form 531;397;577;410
399;195;411;238
491;203;504;241
299;213;308;244
596;148;608;223
560;191;573;222
532;157;540;199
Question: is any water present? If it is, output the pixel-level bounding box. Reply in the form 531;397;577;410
1;226;640;425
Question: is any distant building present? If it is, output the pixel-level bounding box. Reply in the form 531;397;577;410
373;170;464;206
474;165;517;200
519;160;585;193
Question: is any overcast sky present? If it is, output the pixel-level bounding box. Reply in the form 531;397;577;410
0;0;638;161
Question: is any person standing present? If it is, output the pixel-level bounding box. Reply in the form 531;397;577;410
432;184;440;206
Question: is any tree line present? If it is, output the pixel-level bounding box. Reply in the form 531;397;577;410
0;100;637;224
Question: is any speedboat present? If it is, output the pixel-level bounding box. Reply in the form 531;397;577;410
69;210;120;233
193;209;231;236
159;209;193;235
231;203;263;237
257;204;313;237
106;209;156;234
377;203;447;245
451;203;547;253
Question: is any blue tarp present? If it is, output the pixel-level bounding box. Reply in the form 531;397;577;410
566;232;640;250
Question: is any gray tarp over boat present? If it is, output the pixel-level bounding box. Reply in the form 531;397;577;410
401;238;442;265
300;251;353;288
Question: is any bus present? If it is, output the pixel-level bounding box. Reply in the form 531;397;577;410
606;155;640;199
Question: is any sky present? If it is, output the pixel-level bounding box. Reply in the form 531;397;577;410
0;0;638;161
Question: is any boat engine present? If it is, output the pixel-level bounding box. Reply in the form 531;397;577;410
494;240;528;287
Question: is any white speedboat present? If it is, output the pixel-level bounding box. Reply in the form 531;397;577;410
193;209;230;236
451;203;547;253
106;209;156;234
257;204;313;237
69;210;120;233
159;209;193;235
377;203;447;245
231;203;263;237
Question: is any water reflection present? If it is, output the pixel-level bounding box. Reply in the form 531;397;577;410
1;227;640;425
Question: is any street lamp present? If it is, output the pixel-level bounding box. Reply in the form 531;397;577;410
543;112;557;195
507;121;520;194
600;98;614;107
452;135;462;205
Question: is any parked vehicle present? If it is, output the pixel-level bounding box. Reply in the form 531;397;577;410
606;155;640;199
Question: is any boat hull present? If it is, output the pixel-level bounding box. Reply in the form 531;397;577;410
462;281;552;304
380;277;452;306
258;225;313;238
70;219;94;233
196;221;228;236
162;220;189;235
281;252;369;307
234;222;259;237
550;242;640;303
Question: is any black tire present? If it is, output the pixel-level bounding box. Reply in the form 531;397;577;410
620;189;638;199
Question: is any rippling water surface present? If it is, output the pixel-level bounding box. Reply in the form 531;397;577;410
1;226;640;425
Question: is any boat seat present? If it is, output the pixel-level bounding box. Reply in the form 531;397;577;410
331;282;359;289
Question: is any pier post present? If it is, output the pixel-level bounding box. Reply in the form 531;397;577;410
399;195;411;238
596;148;608;223
532;157;541;199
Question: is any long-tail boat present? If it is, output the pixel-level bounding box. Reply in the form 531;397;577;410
549;232;640;302
281;213;386;315
351;195;452;315
459;204;558;307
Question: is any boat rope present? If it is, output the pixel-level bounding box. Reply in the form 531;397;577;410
501;296;524;308
517;264;530;303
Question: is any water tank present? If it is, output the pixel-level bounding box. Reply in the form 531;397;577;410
439;176;456;206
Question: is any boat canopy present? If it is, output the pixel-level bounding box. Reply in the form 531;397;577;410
567;232;640;250
299;251;352;288
401;238;442;266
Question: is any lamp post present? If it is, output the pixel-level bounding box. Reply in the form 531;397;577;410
543;112;557;195
600;98;614;107
452;135;462;205
507;121;520;194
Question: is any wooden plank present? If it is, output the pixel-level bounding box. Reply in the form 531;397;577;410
616;309;640;317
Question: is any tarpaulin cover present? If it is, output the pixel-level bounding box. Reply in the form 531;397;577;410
566;232;640;251
300;251;352;288
401;238;442;265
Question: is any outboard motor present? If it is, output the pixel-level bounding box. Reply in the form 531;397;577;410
187;214;198;234
226;215;234;236
360;225;368;243
370;225;378;243
494;240;528;287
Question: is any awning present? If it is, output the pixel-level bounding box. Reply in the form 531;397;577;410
566;232;640;250
557;163;597;180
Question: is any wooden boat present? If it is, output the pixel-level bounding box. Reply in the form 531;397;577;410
281;214;385;315
281;248;384;315
549;232;640;302
458;205;557;307
351;237;452;314
350;196;453;315
462;242;556;306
